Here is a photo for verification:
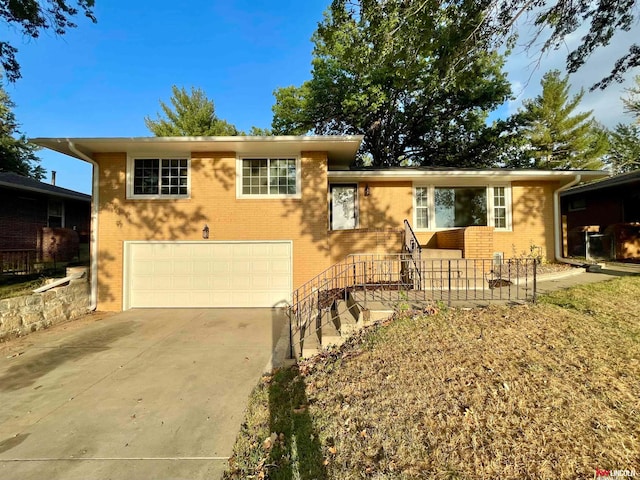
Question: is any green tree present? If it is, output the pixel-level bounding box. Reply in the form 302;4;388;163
515;70;608;170
272;0;512;167
145;86;239;136
245;126;273;136
607;78;640;173
608;123;640;173
0;86;44;179
622;75;640;121
1;0;96;82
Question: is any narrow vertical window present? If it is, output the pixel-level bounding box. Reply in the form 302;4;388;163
415;187;429;229
493;186;507;229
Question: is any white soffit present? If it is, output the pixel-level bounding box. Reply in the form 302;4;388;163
30;136;364;163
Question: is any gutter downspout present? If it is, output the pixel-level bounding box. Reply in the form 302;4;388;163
553;174;581;265
68;141;98;311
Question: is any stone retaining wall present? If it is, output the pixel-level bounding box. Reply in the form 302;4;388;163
0;278;90;341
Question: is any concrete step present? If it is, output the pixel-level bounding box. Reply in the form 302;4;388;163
301;330;321;358
333;299;359;335
365;308;394;325
320;310;344;347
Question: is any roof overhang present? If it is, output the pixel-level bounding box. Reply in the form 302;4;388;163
328;169;609;184
560;169;640;196
0;178;91;202
30;135;364;164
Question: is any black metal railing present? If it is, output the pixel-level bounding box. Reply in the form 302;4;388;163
0;249;37;275
288;254;538;358
403;219;422;289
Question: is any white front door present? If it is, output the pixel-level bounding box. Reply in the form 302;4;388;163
331;184;358;230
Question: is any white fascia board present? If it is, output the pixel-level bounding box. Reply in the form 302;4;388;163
30;136;364;162
328;169;609;183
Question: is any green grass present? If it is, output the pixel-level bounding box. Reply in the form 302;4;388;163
0;275;48;300
225;277;640;479
0;243;90;301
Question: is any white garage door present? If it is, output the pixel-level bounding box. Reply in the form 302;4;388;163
124;241;292;309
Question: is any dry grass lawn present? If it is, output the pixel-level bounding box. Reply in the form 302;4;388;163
225;276;640;479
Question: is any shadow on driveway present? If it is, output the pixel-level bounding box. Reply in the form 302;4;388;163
0;322;136;392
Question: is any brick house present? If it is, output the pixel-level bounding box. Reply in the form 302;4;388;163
0;172;91;266
561;170;640;261
33;136;606;311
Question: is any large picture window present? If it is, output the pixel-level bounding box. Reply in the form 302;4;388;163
129;157;189;198
414;184;511;230
435;187;487;228
239;157;299;197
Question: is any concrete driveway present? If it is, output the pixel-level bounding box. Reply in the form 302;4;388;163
0;308;287;480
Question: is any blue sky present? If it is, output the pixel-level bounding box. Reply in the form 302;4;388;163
5;0;639;194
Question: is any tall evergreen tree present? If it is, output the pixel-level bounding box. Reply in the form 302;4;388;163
607;76;640;173
608;123;640;173
145;86;239;136
516;70;608;170
272;0;512;167
0;86;44;179
622;75;640;121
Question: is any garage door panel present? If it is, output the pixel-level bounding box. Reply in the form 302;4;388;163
252;260;271;273
231;260;251;274
271;276;291;289
270;243;292;257
127;241;292;308
272;259;291;273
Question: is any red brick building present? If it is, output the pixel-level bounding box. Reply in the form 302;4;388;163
0;172;90;263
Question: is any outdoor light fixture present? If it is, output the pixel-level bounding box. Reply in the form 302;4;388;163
202;224;210;239
364;184;371;196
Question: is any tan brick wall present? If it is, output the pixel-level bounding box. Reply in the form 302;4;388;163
493;181;559;262
329;180;559;262
358;181;412;228
95;157;561;311
462;226;495;259
325;181;410;263
435;229;465;250
328;229;403;264
94;151;330;311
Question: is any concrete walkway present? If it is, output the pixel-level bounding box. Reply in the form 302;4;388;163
0;308;286;480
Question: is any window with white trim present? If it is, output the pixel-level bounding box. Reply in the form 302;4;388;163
493;186;507;229
129;157;189;198
414;184;511;230
415;186;429;229
239;157;299;197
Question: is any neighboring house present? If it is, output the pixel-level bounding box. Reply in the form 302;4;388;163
0;172;91;267
561;170;640;261
32;136;606;311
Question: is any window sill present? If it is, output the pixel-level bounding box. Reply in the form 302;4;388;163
126;195;191;201
236;194;302;200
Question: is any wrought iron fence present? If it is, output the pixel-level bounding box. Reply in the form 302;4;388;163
288;254;538;357
0;249;37;275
